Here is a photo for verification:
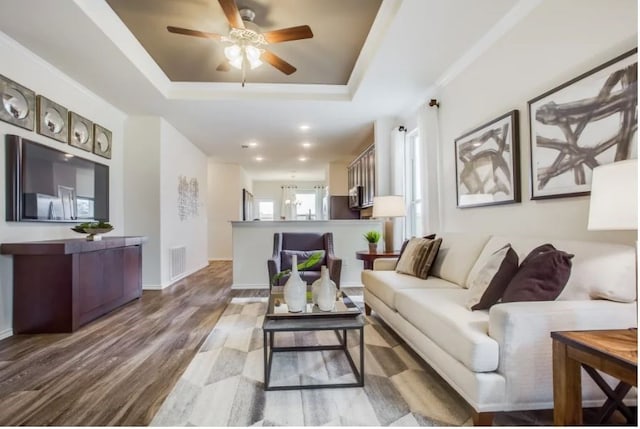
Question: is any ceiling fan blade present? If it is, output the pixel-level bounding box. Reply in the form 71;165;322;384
218;0;244;29
263;25;313;44
167;26;223;40
261;50;296;75
216;61;230;72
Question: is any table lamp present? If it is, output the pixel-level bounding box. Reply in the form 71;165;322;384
587;159;638;231
372;195;406;252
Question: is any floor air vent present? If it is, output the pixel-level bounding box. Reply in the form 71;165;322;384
170;246;186;281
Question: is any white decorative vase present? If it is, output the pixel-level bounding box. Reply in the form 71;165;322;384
283;255;307;313
315;265;337;312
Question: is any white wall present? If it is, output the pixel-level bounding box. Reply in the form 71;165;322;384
252;180;326;220
124;117;209;288
159;119;208;285
124;117;161;286
408;0;637;245
0;32;126;339
208;161;249;260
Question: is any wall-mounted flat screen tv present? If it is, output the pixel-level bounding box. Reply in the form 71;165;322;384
6;134;109;222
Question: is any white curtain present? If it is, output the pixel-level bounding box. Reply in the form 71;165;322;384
390;127;406;248
418;100;441;233
314;185;327;220
280;185;297;220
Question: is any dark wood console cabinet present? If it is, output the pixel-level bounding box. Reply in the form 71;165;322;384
1;236;146;334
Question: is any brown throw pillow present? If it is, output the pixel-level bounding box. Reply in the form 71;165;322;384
396;237;442;279
502;244;574;303
398;233;436;260
466;244;519;310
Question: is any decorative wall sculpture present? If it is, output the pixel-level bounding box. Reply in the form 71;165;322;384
178;175;199;220
528;49;637;199
0;74;35;131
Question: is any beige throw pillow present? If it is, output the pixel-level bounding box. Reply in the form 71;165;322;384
466;244;518;310
396;237;442;279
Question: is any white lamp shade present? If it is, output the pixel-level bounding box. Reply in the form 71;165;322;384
372;195;406;218
587;159;638;230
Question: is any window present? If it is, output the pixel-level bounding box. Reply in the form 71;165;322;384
405;130;423;237
257;200;274;220
295;192;316;219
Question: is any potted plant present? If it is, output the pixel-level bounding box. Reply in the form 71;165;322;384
271;251;324;287
364;230;381;253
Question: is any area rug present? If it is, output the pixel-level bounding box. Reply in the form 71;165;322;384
151;296;475;426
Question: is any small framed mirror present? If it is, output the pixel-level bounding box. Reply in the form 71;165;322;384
37;95;68;143
69;112;93;152
0;74;35;131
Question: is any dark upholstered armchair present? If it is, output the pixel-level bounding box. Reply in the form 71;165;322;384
267;232;342;288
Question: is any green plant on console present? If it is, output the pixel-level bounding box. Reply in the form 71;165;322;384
71;221;114;233
271;251;323;286
363;230;381;244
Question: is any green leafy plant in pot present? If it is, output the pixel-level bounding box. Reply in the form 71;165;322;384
364;230;381;253
271;251;324;288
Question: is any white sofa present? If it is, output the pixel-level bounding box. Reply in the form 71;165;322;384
362;233;637;424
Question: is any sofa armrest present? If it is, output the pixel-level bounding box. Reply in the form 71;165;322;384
373;258;398;271
488;299;637;404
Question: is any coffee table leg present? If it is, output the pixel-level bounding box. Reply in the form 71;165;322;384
263;330;269;390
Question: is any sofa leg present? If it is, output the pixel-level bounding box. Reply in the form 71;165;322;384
364;303;372;315
471;411;494;426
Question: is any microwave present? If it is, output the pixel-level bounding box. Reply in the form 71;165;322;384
348;186;363;209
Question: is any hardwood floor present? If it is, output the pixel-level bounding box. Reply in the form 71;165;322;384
0;261;268;426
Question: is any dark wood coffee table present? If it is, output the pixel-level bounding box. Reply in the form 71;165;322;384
262;288;365;391
551;329;637;425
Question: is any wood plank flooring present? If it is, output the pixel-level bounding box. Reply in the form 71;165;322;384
0;261;268;426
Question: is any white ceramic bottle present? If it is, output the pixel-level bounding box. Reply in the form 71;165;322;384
283;254;306;312
316;265;337;312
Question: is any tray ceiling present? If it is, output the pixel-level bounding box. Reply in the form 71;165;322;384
106;0;382;85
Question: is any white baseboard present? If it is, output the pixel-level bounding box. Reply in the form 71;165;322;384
209;258;232;261
0;328;13;341
143;284;164;290
340;282;364;288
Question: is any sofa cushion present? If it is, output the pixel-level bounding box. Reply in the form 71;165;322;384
502;244;574;303
466;244;519;310
430;233;491;287
395;288;499;372
362;269;459;310
469;236;636;302
396;237;442;279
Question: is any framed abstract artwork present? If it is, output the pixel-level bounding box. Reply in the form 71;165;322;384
68;112;93;152
454;110;520;208
93;123;112;159
37;95;68;143
0;74;35;131
528;48;637;199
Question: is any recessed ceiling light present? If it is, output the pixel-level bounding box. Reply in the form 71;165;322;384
302;142;312;148
248;141;258;147
64;154;74;158
299;124;310;131
299;156;307;162
255;156;263;161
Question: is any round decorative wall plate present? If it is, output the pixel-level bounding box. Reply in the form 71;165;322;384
69;112;93;152
0;74;35;131
36;95;68;143
93;123;112;159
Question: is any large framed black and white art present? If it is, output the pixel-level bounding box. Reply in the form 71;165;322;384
454;110;520;208
528;49;637;200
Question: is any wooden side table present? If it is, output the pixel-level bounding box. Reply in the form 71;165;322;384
355;250;400;270
551;329;637;426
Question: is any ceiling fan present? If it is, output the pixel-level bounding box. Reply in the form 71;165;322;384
167;0;313;86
